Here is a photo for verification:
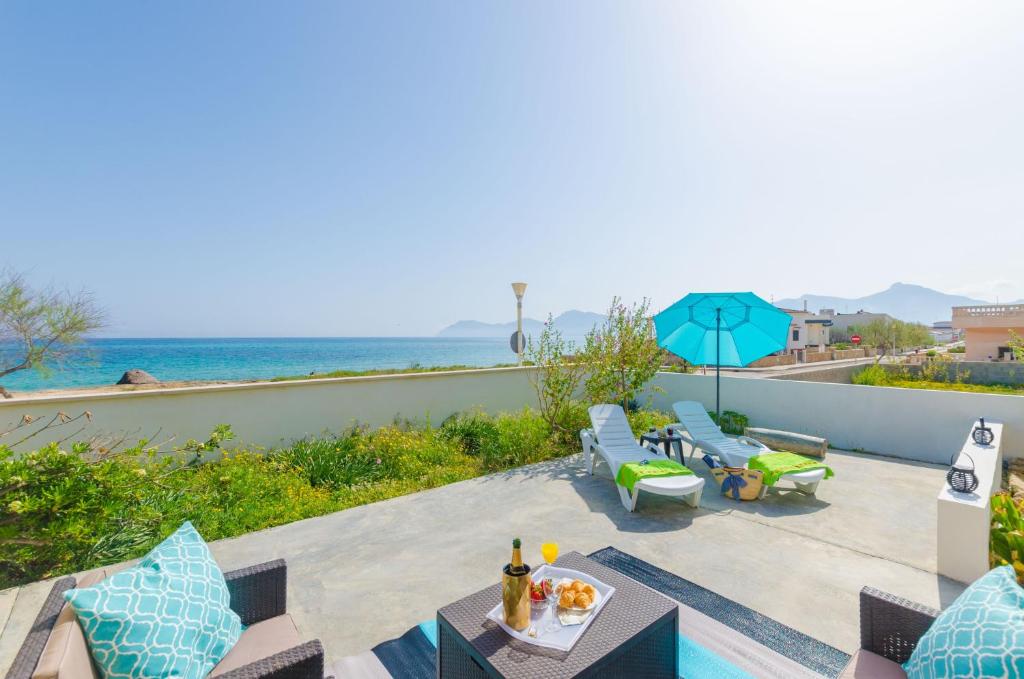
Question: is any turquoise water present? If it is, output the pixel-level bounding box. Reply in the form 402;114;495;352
1;337;548;392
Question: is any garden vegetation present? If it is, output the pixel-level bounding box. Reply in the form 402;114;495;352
852;359;1024;396
0;405;676;589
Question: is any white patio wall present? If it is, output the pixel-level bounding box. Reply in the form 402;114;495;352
0;367;538;453
647;372;1023;463
4;367;1021;463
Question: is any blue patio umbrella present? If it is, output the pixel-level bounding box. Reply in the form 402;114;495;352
654;292;792;419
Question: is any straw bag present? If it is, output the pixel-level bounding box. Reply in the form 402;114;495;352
710;467;764;501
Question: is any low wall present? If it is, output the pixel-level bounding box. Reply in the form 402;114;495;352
832;348;869;360
937;420;1003;584
0;367;539;453
769;363;868;384
646;372;1023;463
748;354;797;368
803;351;832;364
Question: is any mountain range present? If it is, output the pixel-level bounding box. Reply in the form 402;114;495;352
774;283;1018;325
437;310;605;338
439;283;1021;336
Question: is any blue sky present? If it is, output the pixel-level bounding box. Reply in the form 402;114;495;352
2;1;1022;336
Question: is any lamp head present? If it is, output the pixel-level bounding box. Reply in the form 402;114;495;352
511;282;527;299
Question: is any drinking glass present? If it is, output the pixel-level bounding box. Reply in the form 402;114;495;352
541;543;560;633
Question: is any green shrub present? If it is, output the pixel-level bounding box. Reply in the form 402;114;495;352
709;410;749;435
852;364;892;386
991;493;1024;585
831;342;852;350
441;409;502;456
948;345;966;353
553;401;590;442
486;409;554;469
628;408;674;435
276;430;392;488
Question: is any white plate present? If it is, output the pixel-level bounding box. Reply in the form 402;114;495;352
484;565;615;652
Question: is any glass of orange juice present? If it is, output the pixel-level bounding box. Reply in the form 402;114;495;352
541;542;558;565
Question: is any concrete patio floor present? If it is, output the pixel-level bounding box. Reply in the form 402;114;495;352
0;449;965;674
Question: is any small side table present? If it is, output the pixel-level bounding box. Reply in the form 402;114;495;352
436;551;678;678
640;430;685;463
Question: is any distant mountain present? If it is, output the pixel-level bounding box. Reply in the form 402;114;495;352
438;310;605;338
775;283;988;325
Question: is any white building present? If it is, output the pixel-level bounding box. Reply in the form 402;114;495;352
777;306;832;352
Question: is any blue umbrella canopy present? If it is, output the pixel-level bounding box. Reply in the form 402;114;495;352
654;292;792;418
654;292;791;367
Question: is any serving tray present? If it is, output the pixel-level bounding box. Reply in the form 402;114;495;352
484;565;615;652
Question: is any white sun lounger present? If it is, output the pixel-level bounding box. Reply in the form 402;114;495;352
580;404;704;512
670;401;827;497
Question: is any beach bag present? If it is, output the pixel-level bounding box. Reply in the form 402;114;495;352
710;467;764;501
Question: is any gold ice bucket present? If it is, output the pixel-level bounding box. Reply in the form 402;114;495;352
501;567;531;630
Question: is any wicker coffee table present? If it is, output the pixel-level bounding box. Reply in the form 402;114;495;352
436;551;678;678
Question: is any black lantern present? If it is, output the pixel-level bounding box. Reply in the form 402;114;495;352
972;418;994;446
947;453;979;493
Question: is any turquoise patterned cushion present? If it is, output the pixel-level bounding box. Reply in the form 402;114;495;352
903;565;1024;678
64;522;242;679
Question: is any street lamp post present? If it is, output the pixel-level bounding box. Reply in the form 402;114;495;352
511;282;527;365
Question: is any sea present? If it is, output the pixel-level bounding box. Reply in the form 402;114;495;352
2;337;547;392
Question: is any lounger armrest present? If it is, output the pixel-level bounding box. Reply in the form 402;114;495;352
225;559;288;625
859;587;939;664
737;436;770;451
215;640;325;679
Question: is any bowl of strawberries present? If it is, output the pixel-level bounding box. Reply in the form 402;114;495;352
529;577;555;610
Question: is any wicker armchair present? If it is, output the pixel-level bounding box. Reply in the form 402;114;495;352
5;559;327;679
840;586;940;677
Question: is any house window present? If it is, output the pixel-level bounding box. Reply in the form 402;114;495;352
792;329;800;341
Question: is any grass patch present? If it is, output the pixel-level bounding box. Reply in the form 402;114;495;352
269;363;520;382
881;380;1024;396
852;363;1024;396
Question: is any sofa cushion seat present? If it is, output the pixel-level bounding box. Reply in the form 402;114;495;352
32;569;107;679
840;650;907;678
209;615;302;677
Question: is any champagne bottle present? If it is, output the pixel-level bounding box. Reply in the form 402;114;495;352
502;537;531;630
506;538;529;576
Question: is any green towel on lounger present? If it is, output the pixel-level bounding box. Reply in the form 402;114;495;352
616;459;693;493
747;451;834;487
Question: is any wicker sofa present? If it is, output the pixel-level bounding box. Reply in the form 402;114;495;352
5;559;326;679
839;586;941;678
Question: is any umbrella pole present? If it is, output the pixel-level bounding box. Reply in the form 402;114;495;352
716;308;721;421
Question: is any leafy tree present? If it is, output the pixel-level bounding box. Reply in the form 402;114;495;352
0;271;105;396
526;315;586;434
581;298;663;413
1010;330;1024;361
852;318;934;358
